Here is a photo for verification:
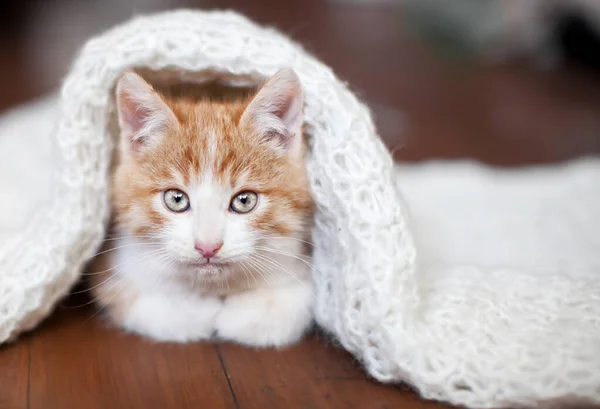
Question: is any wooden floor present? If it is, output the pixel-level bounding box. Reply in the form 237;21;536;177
2;1;600;408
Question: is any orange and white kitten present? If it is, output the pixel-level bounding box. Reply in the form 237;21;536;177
89;68;315;347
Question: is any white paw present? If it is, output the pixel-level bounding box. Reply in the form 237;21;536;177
121;293;222;342
215;281;313;347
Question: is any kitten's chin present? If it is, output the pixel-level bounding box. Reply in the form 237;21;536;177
183;260;230;281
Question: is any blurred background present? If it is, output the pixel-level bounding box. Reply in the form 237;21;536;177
0;0;599;165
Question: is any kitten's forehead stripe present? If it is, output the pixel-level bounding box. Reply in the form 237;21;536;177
206;129;217;164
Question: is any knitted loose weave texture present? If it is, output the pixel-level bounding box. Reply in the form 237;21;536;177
1;9;599;409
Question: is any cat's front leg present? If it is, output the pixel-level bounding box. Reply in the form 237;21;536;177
117;289;222;343
214;279;313;347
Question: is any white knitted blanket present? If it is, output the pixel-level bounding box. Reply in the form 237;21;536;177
0;9;599;409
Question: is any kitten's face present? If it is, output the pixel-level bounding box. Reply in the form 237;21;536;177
113;69;313;282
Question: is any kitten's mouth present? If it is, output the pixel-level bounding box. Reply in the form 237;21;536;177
188;261;230;281
185;259;228;269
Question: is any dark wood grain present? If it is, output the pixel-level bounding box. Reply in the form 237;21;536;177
221;334;368;382
217;336;451;409
0;340;28;409
28;300;236;409
1;0;600;408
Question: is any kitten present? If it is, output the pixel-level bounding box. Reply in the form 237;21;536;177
88;68;315;347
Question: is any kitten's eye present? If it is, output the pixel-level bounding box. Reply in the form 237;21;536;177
163;189;190;213
230;191;258;214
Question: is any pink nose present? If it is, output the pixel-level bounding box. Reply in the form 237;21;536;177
194;241;223;259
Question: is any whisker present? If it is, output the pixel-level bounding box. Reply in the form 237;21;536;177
85;241;162;261
254;233;314;247
101;234;160;242
74;250;169;304
242;259;261;288
244;257;271;288
71;273;118;295
253;246;320;275
78;275;125;313
73;251;170;314
81;264;140;324
81;247;169;276
249;252;307;289
64;273;124;310
238;261;253;288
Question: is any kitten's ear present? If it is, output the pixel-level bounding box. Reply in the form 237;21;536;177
115;71;178;154
240;68;304;154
